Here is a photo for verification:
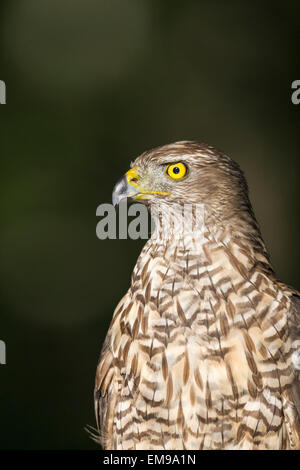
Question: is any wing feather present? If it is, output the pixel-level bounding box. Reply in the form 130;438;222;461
284;290;300;448
94;334;116;449
94;292;130;449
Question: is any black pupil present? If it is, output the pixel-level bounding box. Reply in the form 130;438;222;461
173;166;180;174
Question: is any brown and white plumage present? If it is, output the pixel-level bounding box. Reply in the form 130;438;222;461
94;141;300;449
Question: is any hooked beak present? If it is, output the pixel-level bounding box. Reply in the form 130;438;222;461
112;167;170;207
112;173;139;207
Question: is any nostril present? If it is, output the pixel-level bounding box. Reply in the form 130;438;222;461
126;168;140;187
130;177;139;184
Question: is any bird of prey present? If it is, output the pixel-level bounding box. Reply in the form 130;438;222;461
94;141;300;450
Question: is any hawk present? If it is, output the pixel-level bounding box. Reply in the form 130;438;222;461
94;141;300;450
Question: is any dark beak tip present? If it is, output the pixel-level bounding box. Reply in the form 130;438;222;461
112;175;128;207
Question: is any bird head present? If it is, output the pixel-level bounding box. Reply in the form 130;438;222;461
113;141;252;225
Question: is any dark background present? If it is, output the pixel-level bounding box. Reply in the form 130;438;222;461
0;0;299;449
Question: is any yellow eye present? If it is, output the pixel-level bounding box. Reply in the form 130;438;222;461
166;162;187;180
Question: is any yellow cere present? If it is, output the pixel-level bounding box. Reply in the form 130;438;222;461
126;167;140;188
166;162;187;180
126;167;171;197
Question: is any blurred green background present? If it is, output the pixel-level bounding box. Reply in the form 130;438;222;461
0;0;299;449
